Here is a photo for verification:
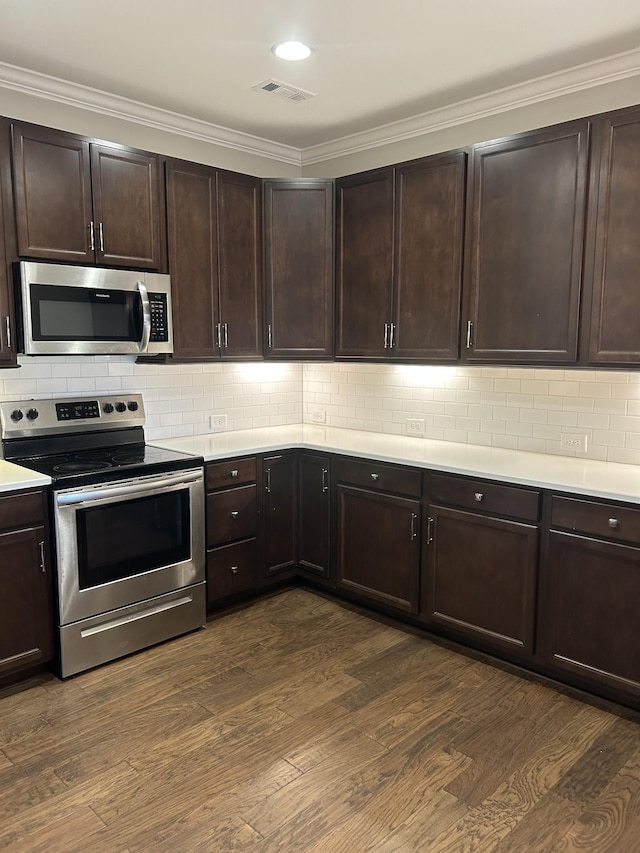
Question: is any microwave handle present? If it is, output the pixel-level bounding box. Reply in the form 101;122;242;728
137;280;151;352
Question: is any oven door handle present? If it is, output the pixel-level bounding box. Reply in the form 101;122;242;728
137;280;151;353
56;469;203;506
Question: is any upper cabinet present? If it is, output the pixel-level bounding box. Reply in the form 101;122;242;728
336;152;466;361
166;160;262;361
11;122;165;270
263;179;334;359
586;106;640;365
463;120;590;364
0;119;17;366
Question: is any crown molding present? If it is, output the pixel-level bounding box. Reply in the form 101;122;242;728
0;61;302;167
301;47;640;166
1;47;639;171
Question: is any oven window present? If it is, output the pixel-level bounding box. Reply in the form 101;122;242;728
76;490;191;589
30;283;142;342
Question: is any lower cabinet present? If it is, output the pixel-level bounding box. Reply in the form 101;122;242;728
422;473;540;657
298;453;331;581
334;459;421;614
263;453;297;576
538;495;640;702
0;489;53;678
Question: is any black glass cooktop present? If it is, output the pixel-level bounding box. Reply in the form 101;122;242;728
15;443;202;489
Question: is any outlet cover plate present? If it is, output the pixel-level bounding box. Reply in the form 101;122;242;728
210;413;228;432
406;418;425;437
310;409;326;424
561;433;588;453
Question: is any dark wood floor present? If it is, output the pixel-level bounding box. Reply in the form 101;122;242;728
2;589;640;852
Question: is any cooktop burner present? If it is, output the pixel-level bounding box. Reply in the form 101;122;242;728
53;460;112;474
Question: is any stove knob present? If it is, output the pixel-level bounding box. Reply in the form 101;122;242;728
26;408;39;421
10;409;23;422
115;402;127;413
103;403;114;414
128;401;139;412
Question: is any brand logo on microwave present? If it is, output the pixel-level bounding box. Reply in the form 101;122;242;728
94;293;110;298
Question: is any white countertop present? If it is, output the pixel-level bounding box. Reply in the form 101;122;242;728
0;460;51;494
150;424;640;505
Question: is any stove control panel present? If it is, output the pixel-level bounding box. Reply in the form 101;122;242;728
0;394;146;440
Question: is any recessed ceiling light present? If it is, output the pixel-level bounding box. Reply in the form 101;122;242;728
272;41;312;61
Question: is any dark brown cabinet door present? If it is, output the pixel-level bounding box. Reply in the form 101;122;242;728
90;144;163;270
0;119;17;366
422;506;538;656
0;525;53;677
393;152;465;360
587;106;640;364
539;531;640;701
12;122;94;263
336;485;420;614
298;453;331;579
217;171;263;360
336;169;394;358
166;160;219;359
264;179;334;359
464;121;589;363
263;453;297;575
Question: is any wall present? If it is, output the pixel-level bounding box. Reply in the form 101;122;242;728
302;363;640;466
0;357;302;442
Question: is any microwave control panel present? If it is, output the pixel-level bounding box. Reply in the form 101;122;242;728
149;293;169;342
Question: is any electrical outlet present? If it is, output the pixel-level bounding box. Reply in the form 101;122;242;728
310;409;326;424
406;418;425;437
561;433;588;453
209;413;227;432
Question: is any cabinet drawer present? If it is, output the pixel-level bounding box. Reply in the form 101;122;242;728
206;484;257;546
551;496;640;545
0;490;44;534
428;473;539;522
334;457;421;497
207;539;260;601
206;457;257;490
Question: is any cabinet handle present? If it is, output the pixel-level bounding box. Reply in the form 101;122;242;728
265;468;271;493
383;323;389;349
216;323;222;348
370;472;379;481
224;323;229;348
474;492;484;502
466;320;473;349
98;222;104;252
427;517;434;544
2;316;11;351
39;541;45;573
230;469;239;478
410;512;418;541
608;518;619;529
230;566;238;574
389;322;395;349
267;324;272;349
322;468;329;493
231;511;239;518
89;221;95;251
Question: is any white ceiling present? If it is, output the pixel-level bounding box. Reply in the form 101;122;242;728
0;0;639;153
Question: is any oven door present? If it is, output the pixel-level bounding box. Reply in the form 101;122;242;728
54;468;205;625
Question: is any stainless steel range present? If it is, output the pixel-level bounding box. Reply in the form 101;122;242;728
0;394;206;677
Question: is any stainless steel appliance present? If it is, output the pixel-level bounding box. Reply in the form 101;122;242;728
0;394;204;677
15;261;174;356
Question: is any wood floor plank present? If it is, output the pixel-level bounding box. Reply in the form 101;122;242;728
1;588;640;852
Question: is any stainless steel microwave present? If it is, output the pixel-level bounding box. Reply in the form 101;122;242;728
15;261;174;356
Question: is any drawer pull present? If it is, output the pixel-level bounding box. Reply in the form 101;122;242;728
230;469;239;478
474;492;484;502
231;511;239;519
608;518;619;529
371;473;379;481
230;566;238;574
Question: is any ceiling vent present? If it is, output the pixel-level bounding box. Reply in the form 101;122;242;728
252;78;315;103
